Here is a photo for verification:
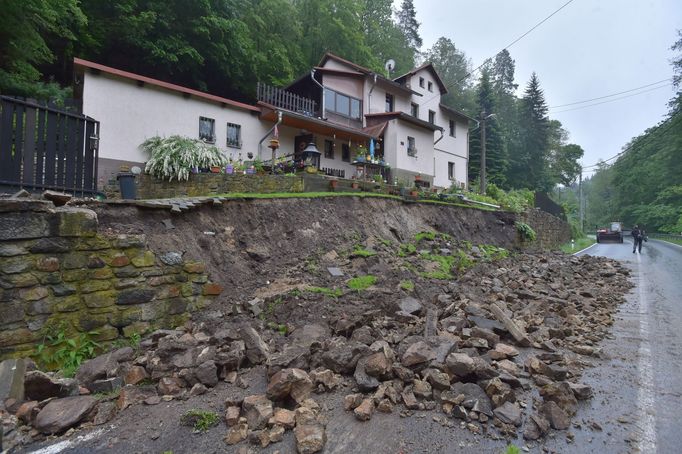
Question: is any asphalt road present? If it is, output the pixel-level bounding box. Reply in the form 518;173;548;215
576;237;682;454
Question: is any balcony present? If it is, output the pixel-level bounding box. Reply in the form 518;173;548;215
257;82;317;117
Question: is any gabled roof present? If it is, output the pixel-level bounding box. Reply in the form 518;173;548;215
318;53;415;95
365;112;443;132
74;58;260;112
394;62;448;94
439;103;476;123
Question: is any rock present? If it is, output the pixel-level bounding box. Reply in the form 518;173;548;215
158;376;184;395
266;368;313;404
246;297;264;317
309;369;340;391
320;339;369;374
189;383;208;396
344;393;364;411
195;360;219;387
24;370;79;401
471;327;500;346
16;400;39;424
377;399;393;413
123;365;149;385
43;190;72;206
496;359;520;376
224;419;249;445
353;398;375;421
568;382;593;400
524;413;550;440
76;348;132;386
485;377;515;408
492;343;519;358
493;401;522;426
468;315;506;334
401;341;435;368
93;401;118;425
242;395;274;430
401;387;419;410
489;303;531;347
451;382;492;417
398;296;422;315
117;385;157;410
445;352;475;377
295;423;326;454
412;379;432;399
88;377;123;395
240;326;270;365
451;405;468;420
34;396;98;434
226;406;241;426
295;406;318;426
541;401;570;430
353;357;380;392
271;408;296;429
425;369;450;390
364;352;391;378
540;381;578;415
392;363;415;382
0;359;26;402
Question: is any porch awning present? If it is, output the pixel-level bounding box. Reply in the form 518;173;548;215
259;102;382;141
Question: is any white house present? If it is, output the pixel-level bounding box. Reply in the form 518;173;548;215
74;53;473;189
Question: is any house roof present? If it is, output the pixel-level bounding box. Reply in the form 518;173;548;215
365;112;443;132
318;53;416;95
439;103;477;123
394;62;448;94
73;58;260;113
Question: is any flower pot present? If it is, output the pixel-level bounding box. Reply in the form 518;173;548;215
225;165;234;174
351;182;359;189
210;166;221;173
329;179;338;191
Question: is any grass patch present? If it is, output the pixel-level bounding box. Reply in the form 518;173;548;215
351;247;377;258
347;275;377;291
181;410;220;433
414;231;437;242
419;250;474;280
267;322;289;335
400;280;415;291
478;244;509;261
307;286;343;298
378;238;392;247
398;243;417;257
559;237;596;253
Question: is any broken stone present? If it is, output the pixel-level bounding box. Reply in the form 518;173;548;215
377;399;393;413
568;382;593;400
225;419;249;445
364;352;391;378
24;370;79;401
43;190;72;206
489;303;531;347
76;347;132;386
344;393;364;411
445;352;475;377
401;387;419;410
117;385;157;410
240;326;270;365
309;369;339;391
88;377;123;395
34;396;98;434
266;368;313;404
425;369;450;390
353;357;380;392
0;358;26;402
270;408;296;429
226;406;241;426
451;382;492;417
485;377;515;408
189;383;208;396
242;395;274;430
157;376;184;395
16;400;39;425
493;401;522;426
294;423;326;454
123;365;149;385
195;360;219;387
353;398;375;421
540;381;578;415
398;296;422;315
524;413;551;440
401;341;435;368
412;379;433;400
541;401;570;430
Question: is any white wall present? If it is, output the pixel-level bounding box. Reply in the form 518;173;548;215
388;121;435;178
82;72;267;165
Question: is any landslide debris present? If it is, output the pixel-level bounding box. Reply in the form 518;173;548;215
1;231;631;452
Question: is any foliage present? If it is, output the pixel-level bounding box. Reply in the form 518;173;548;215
351;247;377;257
515;221;537;242
478;244;509;261
423;37;475;112
347;275;377;291
398;243;417;257
34;324;101;378
399;280;414;291
559;237;595;254
485;184;533;212
504;444;521;454
180;410;220;433
307;286;343;298
142;135;228;181
414;231;437;242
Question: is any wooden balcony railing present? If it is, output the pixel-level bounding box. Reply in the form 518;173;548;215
257;82;317;117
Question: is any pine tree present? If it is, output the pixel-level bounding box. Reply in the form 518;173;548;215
422;37;475;112
396;0;422;52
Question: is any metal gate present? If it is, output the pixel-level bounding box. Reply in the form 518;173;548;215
0;96;100;196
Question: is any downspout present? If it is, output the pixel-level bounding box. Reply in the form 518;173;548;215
433;129;444;184
258;110;282;160
367;73;378;128
310;69;325;119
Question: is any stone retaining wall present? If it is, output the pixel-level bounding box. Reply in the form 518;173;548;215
520;208;572;249
0;199;222;360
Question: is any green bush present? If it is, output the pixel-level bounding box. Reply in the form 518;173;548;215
34;324;101;377
142;135;228;181
516;221;537;241
180;410;220;433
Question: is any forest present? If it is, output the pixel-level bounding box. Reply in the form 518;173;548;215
1;1;679;232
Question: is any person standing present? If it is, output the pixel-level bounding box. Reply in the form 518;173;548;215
632;225;643;253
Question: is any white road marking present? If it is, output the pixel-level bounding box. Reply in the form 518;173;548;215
635;252;658;453
28;428;105;454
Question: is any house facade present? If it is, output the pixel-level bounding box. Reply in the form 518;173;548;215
75;53;473;189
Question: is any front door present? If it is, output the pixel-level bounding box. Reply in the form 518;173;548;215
294;134;313;164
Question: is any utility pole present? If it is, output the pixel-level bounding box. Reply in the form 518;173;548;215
480;111;487;195
579;166;584;233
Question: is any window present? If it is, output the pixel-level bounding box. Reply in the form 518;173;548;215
407;136;417;156
226;123;241;148
448;162;455;180
385;93;394;112
323;88;362;120
449;120;456;137
428;110;436;124
419;77;425;88
199;117;215;142
324;140;334;159
342;143;350;162
428;81;433;92
411;103;419;117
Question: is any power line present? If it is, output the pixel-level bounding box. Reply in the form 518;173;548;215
549;83;674;114
548;78;672;109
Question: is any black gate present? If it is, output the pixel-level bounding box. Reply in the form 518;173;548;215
0;96;100;196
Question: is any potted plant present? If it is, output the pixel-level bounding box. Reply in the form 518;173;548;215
414;173;422;182
329;179;339;191
351;179;360;189
141;135;228;181
210;165;222;173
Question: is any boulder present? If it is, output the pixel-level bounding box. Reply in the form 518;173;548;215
541;401;570;430
225;406;241;426
240;326;270;364
24;370;79;401
117;385;157;410
271;408;296;429
398;296;423;315
353;357;380;392
523;413;551;440
493;401;522;426
401;341;435;368
195;360;219;387
294;423;326;454
158;376;184;395
540;381;578;415
224;419;249;445
242;395;274;430
76;347;133;386
123;365;149;385
353;398;375;421
364;352;391;378
445;352;475;377
34;396;98;434
266;368;313;404
451;382;492;417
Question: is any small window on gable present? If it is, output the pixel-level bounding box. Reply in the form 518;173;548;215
199;117;215;143
407;136;417;156
342;143;350;162
448;162;455;180
227;123;241;148
428;110;435;124
411;103;419;118
449;120;456;137
428;81;433;92
419;77;425;88
324;139;334;159
385;93;394;112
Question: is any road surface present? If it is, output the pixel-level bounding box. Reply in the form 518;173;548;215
575;237;682;454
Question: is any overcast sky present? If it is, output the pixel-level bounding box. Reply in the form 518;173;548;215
404;0;681;176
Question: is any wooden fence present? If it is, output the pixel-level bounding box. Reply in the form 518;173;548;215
0;96;100;196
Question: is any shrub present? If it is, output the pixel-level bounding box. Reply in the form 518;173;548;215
34;324;101;377
347;275;377;291
142;135;228;181
516;221;537;241
180;410;220;433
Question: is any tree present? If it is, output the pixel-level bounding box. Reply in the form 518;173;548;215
489;49;519;188
0;0;85;100
669;29;682;114
422;37;475;112
396;0;422;52
360;0;415;74
468;68;506;189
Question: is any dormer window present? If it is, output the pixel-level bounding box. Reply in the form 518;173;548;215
428;81;433;92
419;77;425;88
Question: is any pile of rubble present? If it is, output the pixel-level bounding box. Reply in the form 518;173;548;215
0;245;631;452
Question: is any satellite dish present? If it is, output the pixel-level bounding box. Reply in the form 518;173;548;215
131;166;142;175
385;59;396;74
